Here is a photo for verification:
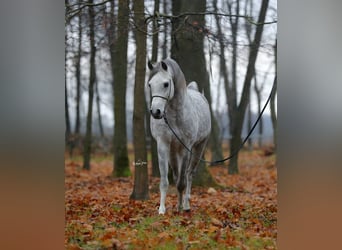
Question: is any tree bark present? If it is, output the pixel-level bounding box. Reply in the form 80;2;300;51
130;0;149;200
151;0;160;62
149;0;160;177
254;75;263;148
75;5;82;136
270;75;277;149
225;0;240;174
95;78;104;137
110;0;130;177
65;20;71;142
245;0;253;151
247;102;253;150
270;39;277;149
83;0;96;170
213;0;232;157
65;53;71;143
228;0;269;174
162;0;168;58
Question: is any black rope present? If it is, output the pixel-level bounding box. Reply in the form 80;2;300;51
163;80;276;166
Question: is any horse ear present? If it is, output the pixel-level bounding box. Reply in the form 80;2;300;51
147;60;154;70
161;61;168;71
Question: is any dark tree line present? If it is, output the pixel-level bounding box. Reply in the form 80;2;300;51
65;0;277;198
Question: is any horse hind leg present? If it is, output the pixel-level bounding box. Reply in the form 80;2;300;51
169;153;178;184
183;139;208;212
177;175;187;212
183;167;194;212
176;151;189;212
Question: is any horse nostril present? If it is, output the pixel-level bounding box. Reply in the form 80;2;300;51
150;108;163;119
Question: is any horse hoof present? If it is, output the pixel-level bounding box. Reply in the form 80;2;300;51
183;209;191;213
158;207;166;215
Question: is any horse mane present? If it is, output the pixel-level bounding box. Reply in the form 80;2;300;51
163;58;186;89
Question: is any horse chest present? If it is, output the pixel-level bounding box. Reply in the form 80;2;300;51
150;119;171;140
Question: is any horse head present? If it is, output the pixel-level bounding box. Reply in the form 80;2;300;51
147;60;175;119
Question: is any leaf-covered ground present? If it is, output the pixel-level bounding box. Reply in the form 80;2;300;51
65;149;277;249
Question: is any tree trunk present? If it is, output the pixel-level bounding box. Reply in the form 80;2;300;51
213;0;232;158
245;0;253;152
151;0;160;62
65;56;71;143
270;39;277;149
65;0;74;157
110;0;130;177
130;0;149;200
225;0;240;174
65;21;71;142
171;0;218;186
228;0;269;174
254;76;263;148
73;8;83;154
247;102;253;151
162;0;168;59
83;0;96;170
270;75;277;149
95;78;104;137
149;0;160;177
75;6;82;136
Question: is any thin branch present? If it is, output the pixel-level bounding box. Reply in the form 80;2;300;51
145;11;277;26
66;0;111;22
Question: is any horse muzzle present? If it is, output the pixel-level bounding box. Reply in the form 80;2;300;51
150;108;164;119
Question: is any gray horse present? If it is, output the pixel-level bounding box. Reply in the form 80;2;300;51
147;58;211;214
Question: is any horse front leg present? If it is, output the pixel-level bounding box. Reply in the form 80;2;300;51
183;168;193;212
157;143;169;215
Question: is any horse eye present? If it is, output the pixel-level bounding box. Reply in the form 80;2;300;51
148;83;151;88
163;82;169;88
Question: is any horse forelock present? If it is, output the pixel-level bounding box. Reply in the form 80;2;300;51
147;66;160;82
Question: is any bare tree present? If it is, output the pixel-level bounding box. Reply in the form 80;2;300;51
223;0;241;174
245;0;253;151
83;0;96;170
65;49;71;144
95;78;104;137
213;0;231;151
110;0;130;177
254;70;272;147
75;4;82;139
270;39;277;149
130;0;149;200
149;0;160;177
65;13;71;145
65;0;71;144
228;0;270;174
162;0;169;58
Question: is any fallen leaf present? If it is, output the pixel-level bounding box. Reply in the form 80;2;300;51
207;187;217;194
211;217;223;227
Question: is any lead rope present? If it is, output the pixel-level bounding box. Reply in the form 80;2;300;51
163;80;276;166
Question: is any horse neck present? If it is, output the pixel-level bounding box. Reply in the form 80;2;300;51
167;81;187;119
166;62;187;119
